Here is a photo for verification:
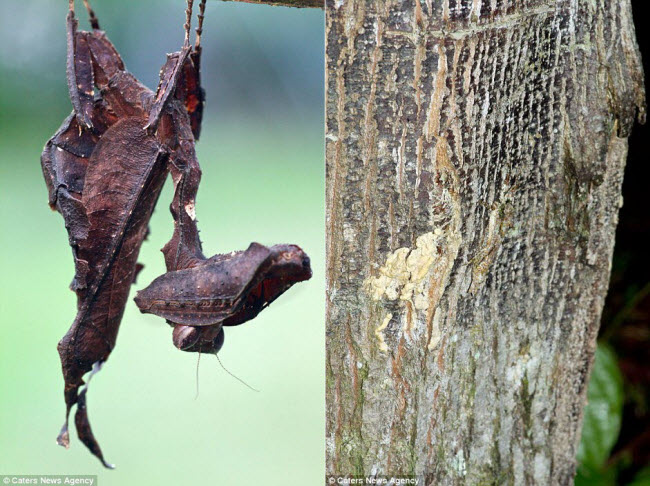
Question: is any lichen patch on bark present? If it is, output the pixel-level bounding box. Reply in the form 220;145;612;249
366;231;439;307
365;223;461;351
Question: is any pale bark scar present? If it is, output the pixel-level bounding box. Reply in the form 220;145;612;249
366;231;441;308
375;313;392;353
427;308;442;350
365;137;462;352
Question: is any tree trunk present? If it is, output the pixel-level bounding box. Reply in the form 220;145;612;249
325;0;644;484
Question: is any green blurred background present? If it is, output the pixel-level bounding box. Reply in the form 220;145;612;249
0;0;324;484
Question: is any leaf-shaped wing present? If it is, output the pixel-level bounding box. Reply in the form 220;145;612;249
136;242;312;328
220;244;312;327
56;116;168;467
135;243;272;325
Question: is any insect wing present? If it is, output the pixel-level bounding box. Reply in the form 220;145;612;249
56;117;168;468
135;243;273;325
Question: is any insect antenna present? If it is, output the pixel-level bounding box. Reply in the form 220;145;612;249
216;354;260;393
184;0;195;48
82;0;100;30
195;351;202;400
195;0;207;51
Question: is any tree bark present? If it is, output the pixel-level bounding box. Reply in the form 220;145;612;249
325;0;644;484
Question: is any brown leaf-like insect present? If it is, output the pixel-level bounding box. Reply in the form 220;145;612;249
41;0;207;468
42;0;311;469
135;243;312;354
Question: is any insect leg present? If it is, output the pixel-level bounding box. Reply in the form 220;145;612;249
162;145;205;271
66;3;95;129
177;0;207;140
68;1;128;130
84;31;126;92
145;0;196;133
145;49;191;134
195;0;207;50
184;0;195;47
73;0;125;93
82;0;100;30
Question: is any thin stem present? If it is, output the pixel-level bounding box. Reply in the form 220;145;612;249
184;0;195;47
195;0;207;50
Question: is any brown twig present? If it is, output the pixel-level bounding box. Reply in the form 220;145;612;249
220;0;323;9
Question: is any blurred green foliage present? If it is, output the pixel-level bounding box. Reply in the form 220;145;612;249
628;467;650;486
576;345;625;485
0;1;324;483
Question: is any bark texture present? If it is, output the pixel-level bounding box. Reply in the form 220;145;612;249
325;0;645;484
